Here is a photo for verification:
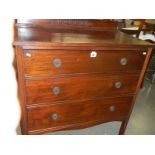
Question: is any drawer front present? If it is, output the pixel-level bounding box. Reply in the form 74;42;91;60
27;96;133;132
23;50;145;76
26;74;139;104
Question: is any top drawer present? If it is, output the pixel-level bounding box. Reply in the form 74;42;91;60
23;50;146;77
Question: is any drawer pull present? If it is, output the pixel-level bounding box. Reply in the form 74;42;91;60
51;113;58;120
53;58;62;68
52;87;60;95
109;105;116;112
114;81;122;89
120;58;128;65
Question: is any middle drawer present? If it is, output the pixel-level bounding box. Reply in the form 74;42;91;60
25;74;139;105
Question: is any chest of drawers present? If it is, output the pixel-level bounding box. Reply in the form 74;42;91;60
13;19;154;134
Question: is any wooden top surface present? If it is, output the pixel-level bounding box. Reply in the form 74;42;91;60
13;19;155;49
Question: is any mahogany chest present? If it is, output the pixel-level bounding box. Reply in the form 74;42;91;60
13;19;154;134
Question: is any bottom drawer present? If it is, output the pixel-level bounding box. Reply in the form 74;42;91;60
27;96;133;134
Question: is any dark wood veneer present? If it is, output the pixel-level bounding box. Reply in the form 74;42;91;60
25;74;139;104
23;49;145;77
27;96;133;133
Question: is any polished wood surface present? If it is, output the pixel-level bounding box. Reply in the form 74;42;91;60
24;49;145;77
13;19;155;134
14;29;154;48
15;47;28;134
16;19;117;31
26;74;139;104
27;96;133;134
13;20;154;48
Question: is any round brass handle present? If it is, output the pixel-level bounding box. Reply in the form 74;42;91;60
120;58;128;66
51;113;58;120
109;105;116;112
52;87;60;95
53;58;62;68
114;81;122;89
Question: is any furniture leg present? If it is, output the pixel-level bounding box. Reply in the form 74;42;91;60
119;120;128;135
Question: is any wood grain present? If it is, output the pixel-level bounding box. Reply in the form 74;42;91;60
15;47;28;134
23;49;145;77
27;96;133;133
25;74;139;104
